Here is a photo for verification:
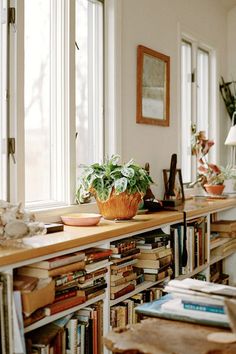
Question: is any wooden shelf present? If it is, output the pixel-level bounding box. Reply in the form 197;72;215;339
210;250;236;266
24;293;105;334
177;263;208;280
110;277;169;307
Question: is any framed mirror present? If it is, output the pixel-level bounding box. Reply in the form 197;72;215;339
136;45;170;126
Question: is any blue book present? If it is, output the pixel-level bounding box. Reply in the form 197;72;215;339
135;294;229;328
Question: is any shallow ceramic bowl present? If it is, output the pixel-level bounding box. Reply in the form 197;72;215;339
61;213;102;226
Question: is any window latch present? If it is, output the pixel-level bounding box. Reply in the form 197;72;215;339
8;138;16;164
8;7;16;32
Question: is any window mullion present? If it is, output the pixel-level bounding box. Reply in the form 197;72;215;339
9;0;25;205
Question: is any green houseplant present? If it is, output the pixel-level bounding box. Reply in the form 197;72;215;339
76;155;153;220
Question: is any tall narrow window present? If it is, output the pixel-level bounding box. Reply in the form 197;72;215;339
180;37;212;184
181;41;192;183
24;0;71;207
76;0;104;178
0;0;8;200
197;49;209;134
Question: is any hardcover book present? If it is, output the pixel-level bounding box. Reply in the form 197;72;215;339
138;248;172;260
85;248;112;262
135;259;160;269
110;283;135;300
77;282;107;297
18;260;86;278
28;252;85;270
135;294;230;328
44;295;86;316
110;281;135;294
111;248;140;259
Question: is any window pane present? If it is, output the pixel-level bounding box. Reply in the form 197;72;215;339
24;0;51;203
0;0;7;200
197;49;209;135
76;0;104;176
181;41;192;183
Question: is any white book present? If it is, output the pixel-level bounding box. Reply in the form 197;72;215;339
161;298;228;323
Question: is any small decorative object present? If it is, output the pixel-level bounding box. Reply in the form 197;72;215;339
163;154;185;206
61;213;102;226
0;200;46;247
219;77;236;122
76;155;153;220
191;131;233;195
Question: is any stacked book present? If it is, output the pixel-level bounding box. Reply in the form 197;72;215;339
16;252;87;317
16;248;111;319
133;229;172;281
110;239;142;300
135;278;236;328
77;247;112;300
163;278;236;327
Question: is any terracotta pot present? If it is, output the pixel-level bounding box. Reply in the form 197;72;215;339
95;191;143;220
204;184;225;195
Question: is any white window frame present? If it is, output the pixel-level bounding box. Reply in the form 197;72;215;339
180;31;217;184
3;0;121;221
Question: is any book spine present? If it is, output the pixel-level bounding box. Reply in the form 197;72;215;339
55;271;85;287
49;254;85;269
45;296;86;316
54;290;77;303
183;303;225;314
49;261;86;277
110;284;135;300
77;283;107;297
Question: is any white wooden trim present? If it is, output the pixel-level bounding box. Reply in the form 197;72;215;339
104;0;122;157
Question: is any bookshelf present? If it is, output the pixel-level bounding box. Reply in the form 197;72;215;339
0;198;236;354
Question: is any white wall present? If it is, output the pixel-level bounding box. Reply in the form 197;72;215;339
120;0;228;198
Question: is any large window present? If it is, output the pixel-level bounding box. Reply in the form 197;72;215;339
2;0;104;209
181;37;213;184
0;0;8;200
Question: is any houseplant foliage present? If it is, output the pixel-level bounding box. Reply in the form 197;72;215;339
192;131;228;194
76;155;153;219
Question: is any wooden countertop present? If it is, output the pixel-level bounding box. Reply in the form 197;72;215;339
0;198;236;269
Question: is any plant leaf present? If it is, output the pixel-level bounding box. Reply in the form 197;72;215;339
121;166;135;178
114;177;128;193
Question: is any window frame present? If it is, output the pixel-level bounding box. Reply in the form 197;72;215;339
180;32;217;184
3;0;121;218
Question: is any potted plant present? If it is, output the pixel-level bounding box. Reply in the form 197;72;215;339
192;131;229;195
76;155;153;220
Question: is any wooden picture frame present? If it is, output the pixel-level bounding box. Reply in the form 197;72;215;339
163;168;185;201
136;45;170;126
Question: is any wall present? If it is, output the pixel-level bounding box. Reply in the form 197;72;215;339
120;0;228;198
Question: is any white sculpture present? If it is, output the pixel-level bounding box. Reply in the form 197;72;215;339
0;200;46;247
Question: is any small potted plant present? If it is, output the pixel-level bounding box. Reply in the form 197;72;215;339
76;155;153;220
192;131;227;195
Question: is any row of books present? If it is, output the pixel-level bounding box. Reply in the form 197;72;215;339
170;218;207;277
25;301;103;354
109;229;172;300
110;286;163;328
14;247;112;324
